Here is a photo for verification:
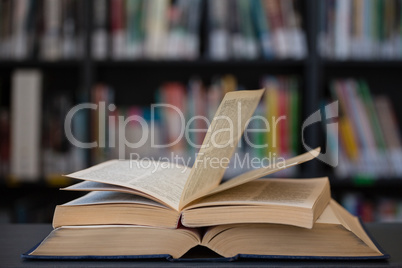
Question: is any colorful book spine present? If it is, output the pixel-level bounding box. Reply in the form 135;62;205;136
320;0;402;59
263;77;279;156
330;78;402;178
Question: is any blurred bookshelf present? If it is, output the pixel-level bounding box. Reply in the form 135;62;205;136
0;0;401;223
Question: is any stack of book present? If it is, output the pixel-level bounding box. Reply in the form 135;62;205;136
328;79;402;179
319;0;402;59
0;0;85;60
23;89;387;261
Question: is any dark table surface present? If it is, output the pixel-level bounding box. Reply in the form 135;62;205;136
0;223;401;267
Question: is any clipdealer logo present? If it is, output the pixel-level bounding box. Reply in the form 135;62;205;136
64;101;339;168
302;101;339;167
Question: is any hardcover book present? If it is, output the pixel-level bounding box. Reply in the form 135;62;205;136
23;200;387;260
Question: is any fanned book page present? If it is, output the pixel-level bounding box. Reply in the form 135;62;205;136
179;89;265;208
66;160;190;210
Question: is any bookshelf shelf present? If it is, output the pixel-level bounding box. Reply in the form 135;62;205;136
94;59;307;68
330;178;402;189
0;181;74;190
0;176;79;189
322;60;402;69
0;60;83;69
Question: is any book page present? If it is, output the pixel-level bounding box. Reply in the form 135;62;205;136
179;89;265;209
63;180;144;195
315;202;340;224
330;199;382;254
205;148;321;197
63;181;174;207
65;160;190;211
185;178;329;209
64;191;167;208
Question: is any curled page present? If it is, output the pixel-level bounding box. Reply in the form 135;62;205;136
180;89;265;209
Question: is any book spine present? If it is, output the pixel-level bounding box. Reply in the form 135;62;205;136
264;0;286;58
41;0;62;60
263;76;279;155
331;80;360;163
144;0;168;59
92;0;108;59
12;0;29;59
126;0;143;59
251;0;274;59
237;0;259;59
334;0;351;59
61;0;76;59
207;0;230;59
183;0;202;59
278;78;287;157
321;0;402;59
10;70;42;181
111;0;126;59
289;77;299;156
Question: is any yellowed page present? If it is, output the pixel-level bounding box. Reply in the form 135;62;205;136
330;199;382;254
205;148;321;197
63;180;140;193
179;89;265;209
31;225;201;259
315;202;340;224
65;160;190;211
185;177;329;210
63;191;167;208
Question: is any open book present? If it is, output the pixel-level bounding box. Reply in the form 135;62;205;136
25;200;387;260
57;89;328;229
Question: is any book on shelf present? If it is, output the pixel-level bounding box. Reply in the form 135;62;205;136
0;0;84;60
319;0;402;59
207;0;306;60
106;0;202;60
341;192;402;223
92;0;108;60
110;0;126;59
23;89;387;261
0;0;308;60
90;83;115;164
328;78;402;179
375;96;402;176
260;76;300;176
10;70;42;181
